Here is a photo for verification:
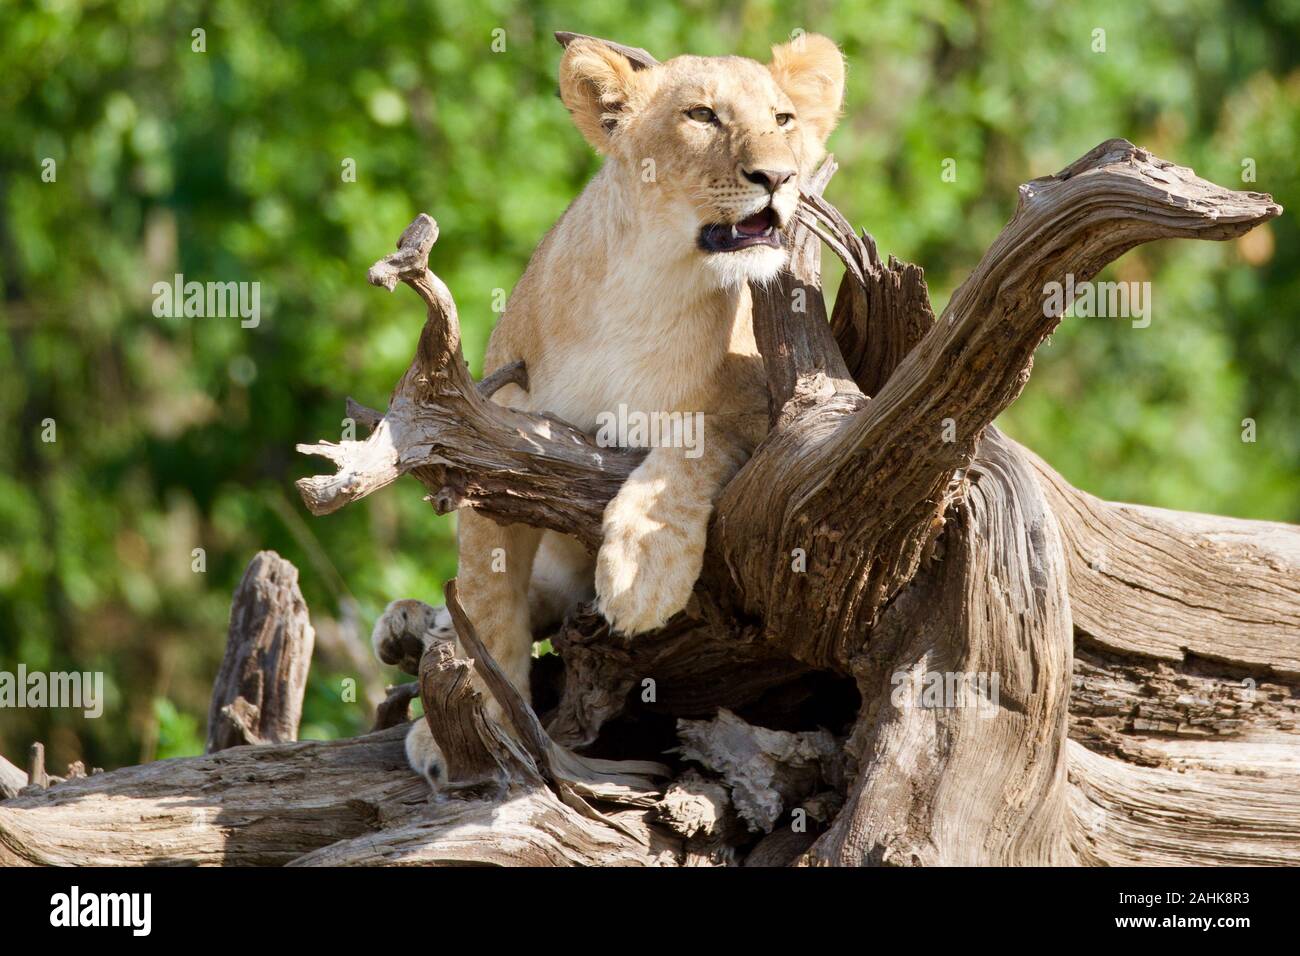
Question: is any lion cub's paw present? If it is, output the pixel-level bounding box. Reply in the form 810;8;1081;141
404;719;447;791
595;494;703;635
371;599;454;675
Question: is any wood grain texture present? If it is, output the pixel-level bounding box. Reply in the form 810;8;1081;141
0;727;424;865
1069;740;1300;866
715;139;1283;671
289;789;676;866
1023;440;1300;677
803;431;1077;865
206;551;315;751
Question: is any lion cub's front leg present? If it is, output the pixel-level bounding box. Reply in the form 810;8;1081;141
372;513;541;788
595;424;747;634
370;599;453;788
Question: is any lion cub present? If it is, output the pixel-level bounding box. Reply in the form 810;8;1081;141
375;34;845;786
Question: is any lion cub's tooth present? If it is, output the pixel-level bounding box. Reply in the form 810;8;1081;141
731;225;740;240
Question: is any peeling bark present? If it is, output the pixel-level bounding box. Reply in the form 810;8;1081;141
653;770;740;866
676;708;842;834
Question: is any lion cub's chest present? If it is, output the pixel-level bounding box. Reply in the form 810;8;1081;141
526;290;742;433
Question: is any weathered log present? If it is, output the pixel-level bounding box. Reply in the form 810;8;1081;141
287;128;1292;867
1022;441;1300;677
1068;740;1300;866
0;609;671;867
0;753;26;800
0;727;424;865
6;673;1292;868
0;704;672;867
289;790;677;866
206;551;315;752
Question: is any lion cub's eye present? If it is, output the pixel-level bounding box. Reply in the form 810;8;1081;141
686;106;718;125
775;112;795;127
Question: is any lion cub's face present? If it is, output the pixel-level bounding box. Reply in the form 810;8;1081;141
560;35;845;289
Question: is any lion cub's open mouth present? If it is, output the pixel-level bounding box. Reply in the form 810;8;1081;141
698;207;782;253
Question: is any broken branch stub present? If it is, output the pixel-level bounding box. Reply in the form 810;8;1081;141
206;551;315;752
751;156;862;426
417;636;526;791
797;189;937;396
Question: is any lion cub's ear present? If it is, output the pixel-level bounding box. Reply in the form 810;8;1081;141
559;39;648;152
768;33;845;145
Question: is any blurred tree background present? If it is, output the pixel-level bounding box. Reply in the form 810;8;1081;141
1;0;1296;772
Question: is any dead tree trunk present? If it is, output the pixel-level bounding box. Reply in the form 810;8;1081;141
2;35;1295;867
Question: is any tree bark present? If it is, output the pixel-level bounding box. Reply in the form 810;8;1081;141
206;551;315;752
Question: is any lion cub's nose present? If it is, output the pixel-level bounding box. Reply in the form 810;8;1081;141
741;166;796;192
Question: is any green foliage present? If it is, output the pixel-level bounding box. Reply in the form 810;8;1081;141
150;696;202;761
1;0;1296;771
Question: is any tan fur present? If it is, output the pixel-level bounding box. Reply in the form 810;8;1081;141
374;35;845;783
